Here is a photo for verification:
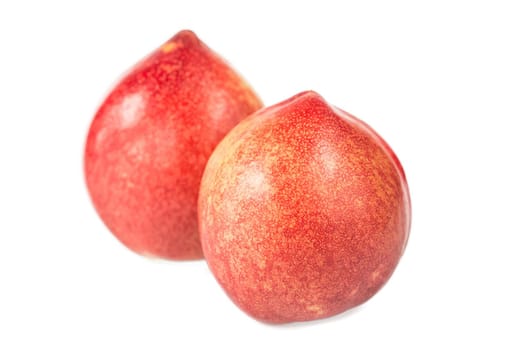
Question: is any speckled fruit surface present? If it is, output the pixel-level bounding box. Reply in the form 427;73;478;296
198;91;411;323
84;30;262;260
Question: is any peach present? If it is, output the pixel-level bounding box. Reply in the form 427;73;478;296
84;30;262;260
199;91;410;323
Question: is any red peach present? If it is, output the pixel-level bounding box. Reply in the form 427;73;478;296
199;91;411;323
84;30;262;260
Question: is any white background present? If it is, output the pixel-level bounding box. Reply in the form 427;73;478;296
1;0;524;348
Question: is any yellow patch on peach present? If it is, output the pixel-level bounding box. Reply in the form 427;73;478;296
160;41;181;53
306;304;324;315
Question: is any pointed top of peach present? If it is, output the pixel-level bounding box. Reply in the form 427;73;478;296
160;30;202;53
283;90;325;105
255;90;330;120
